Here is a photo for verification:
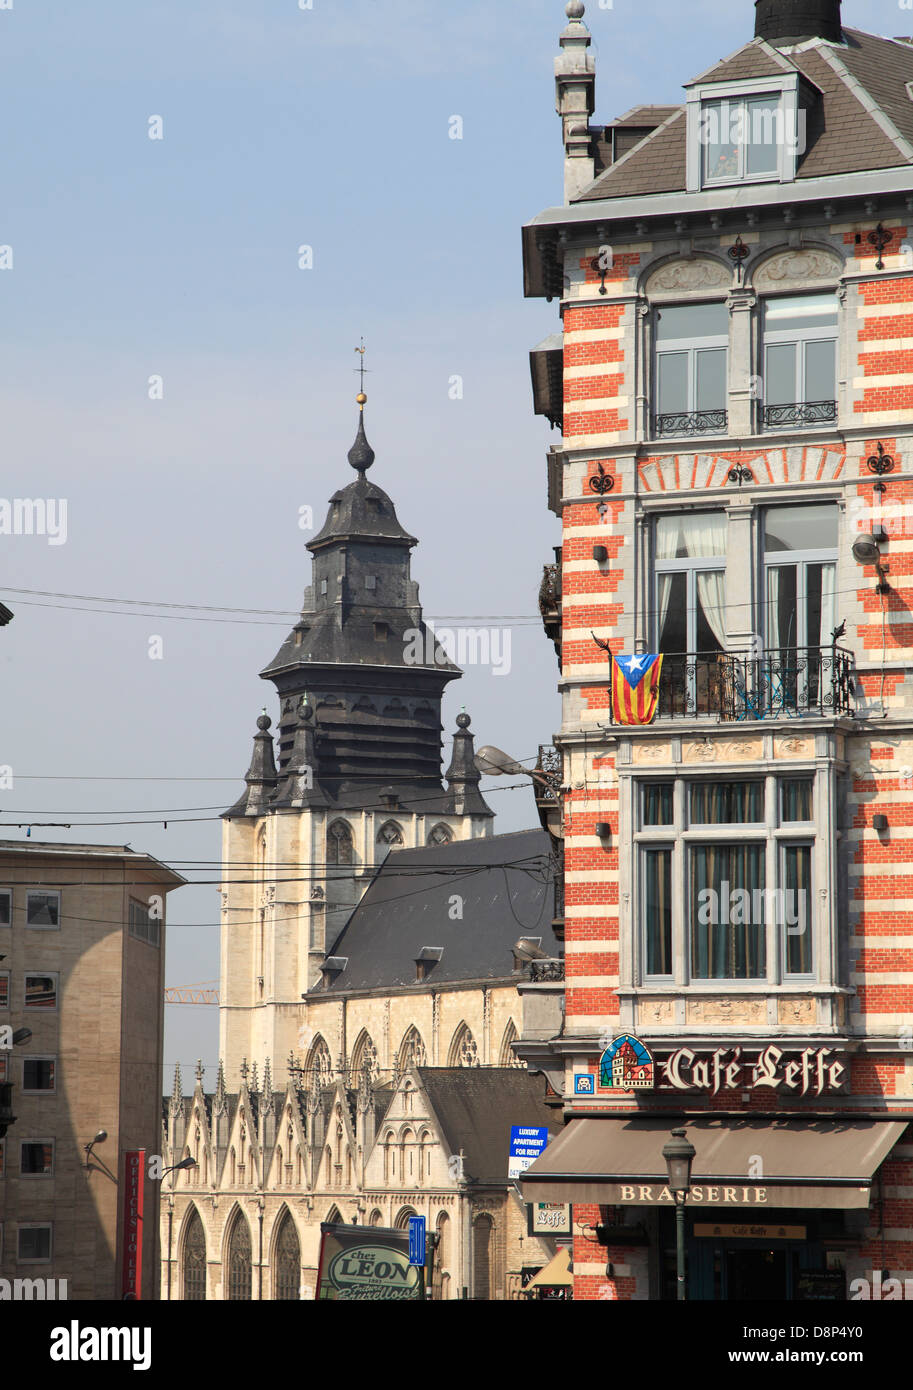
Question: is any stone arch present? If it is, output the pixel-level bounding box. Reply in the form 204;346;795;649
419;1129;433;1184
499;1020;523;1068
427;822;453;846
224;1206;252;1301
395;1205;418;1230
325;1204;343;1225
448;1022;480;1068
179;1204;207;1301
305;1035;332;1088
326;819;354;867
748;243;843;292
270;1205;301;1301
396;1025;426;1076
433;1211;450;1300
642;253;730;299
369;1208;384;1227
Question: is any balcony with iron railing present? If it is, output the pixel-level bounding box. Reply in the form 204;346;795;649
538;550;562;665
608;645;856;723
653;408;728;439
762;399;836;430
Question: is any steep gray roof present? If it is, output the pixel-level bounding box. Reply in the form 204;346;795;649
418;1068;560;1186
575;28;913;203
315;828;559;994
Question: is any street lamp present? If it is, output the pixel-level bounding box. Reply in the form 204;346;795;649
662;1127;696;1302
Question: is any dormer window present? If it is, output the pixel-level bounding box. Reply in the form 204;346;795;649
686;74;802;191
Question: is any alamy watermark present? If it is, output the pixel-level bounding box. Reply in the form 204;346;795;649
403;626;511;677
696;883;808;934
698;102;806;157
0;498;67;545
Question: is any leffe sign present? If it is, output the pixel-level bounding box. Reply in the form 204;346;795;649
660;1044;846;1097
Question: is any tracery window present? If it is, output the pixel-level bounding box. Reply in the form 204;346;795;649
226;1211;252;1301
326;820;354;866
427;823;452;845
448;1023;480;1068
181;1207;206;1301
396;1026;426;1076
273;1209;300;1301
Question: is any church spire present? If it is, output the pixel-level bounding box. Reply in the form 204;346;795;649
446;712;494;817
225;711;279;818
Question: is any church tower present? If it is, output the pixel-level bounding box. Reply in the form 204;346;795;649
219;394;493;1084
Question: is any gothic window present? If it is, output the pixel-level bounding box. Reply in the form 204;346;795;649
325;1146;332;1183
273;1209;300;1301
499;1020;523;1068
419;1131;433;1185
383;1132;395;1182
396;1026;426;1077
400;1128;414;1180
427;823;452;846
326;820;354;867
351;1031;378;1084
395;1206;418;1230
432;1213;449;1300
369;1209;384;1227
306;1036;332;1088
275;1147;282;1187
229;1148;236;1187
448;1023;480;1068
473;1214;494;1300
377;820;405;846
226;1211;252;1301
326;1205;342;1225
181;1207;206;1301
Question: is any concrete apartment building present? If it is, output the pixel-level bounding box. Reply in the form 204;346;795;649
0;841;184;1299
520;0;913;1300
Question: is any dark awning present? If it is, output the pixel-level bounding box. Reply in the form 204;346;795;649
520;1116;908;1210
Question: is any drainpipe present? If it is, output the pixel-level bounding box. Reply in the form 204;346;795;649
258;1197;264;1299
166;1195;174;1300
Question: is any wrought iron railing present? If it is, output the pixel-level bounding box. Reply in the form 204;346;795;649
610;646;856;722
654;408;727;437
538;557;562;663
763;400;836;428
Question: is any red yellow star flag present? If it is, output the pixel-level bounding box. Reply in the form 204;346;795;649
611;654;663;725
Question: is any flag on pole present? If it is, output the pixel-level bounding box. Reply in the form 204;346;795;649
611;654;663;725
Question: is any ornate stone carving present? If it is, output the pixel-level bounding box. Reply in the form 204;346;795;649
778;997;816;1026
685;997;766;1025
775;735;814;759
646;258;729;293
638;998;674;1024
682;738;763;763
632;741;672;764
753;248;842;289
529;959;565;983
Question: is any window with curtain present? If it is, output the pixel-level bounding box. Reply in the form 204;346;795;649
643;846;673;977
642;782;674;826
654;302;728;436
762;294;837;428
764;504;838;710
780;778;813;822
690;781;763;824
655;512;727;715
690;843;766;979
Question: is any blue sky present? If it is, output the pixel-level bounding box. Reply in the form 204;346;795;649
0;0;895;1083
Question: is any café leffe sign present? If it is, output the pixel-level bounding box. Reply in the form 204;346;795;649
598;1035;845;1097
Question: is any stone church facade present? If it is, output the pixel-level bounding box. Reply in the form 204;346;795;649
160;402;564;1299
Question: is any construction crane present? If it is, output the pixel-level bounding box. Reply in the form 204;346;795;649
164;984;220;1005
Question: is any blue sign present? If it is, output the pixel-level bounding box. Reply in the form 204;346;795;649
509;1125;550;1179
574;1073;595;1095
408;1215;426;1267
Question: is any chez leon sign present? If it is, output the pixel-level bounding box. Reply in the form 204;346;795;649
598;1036;846;1097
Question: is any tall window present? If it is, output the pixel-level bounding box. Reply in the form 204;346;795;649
764;504;838;651
654;302;728;437
182;1208;206;1300
762;294;837;428
473;1215;494;1300
396;1026;426;1076
448;1023;479;1068
655;512;727;716
273;1210;301;1301
326;820;354;866
226;1211;252;1301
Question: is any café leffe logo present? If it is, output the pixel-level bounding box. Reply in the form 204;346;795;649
597;1037;845;1097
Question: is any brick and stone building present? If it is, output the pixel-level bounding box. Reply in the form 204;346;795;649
520;0;913;1301
0;841;184;1299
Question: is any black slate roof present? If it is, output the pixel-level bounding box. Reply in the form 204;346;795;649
315;828;559;993
417;1068;560;1186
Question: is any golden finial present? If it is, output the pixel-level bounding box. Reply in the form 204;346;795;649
354;337;369;408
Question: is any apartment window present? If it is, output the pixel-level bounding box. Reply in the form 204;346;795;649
653;302;728;436
20;1141;54;1176
762;294;837;428
22;1057;55;1092
0;890;10;925
26;891;60;929
654;512;727;716
764;504;838;654
636;775;817;982
129;899;161;948
0;972;8;1010
17;1225;52;1263
24;974;57;1009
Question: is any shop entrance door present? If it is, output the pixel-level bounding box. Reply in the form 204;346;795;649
726;1248;788;1301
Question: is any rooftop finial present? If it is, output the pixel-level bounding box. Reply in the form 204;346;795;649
566;0;585;16
347;381;376;474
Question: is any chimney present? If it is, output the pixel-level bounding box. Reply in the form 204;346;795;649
754;0;842;46
555;1;596;204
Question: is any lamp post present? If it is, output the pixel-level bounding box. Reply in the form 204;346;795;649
662;1128;696;1302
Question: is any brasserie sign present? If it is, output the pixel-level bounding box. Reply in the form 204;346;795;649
597;1037;846;1097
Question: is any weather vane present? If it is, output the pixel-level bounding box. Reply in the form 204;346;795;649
354;337;370;399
